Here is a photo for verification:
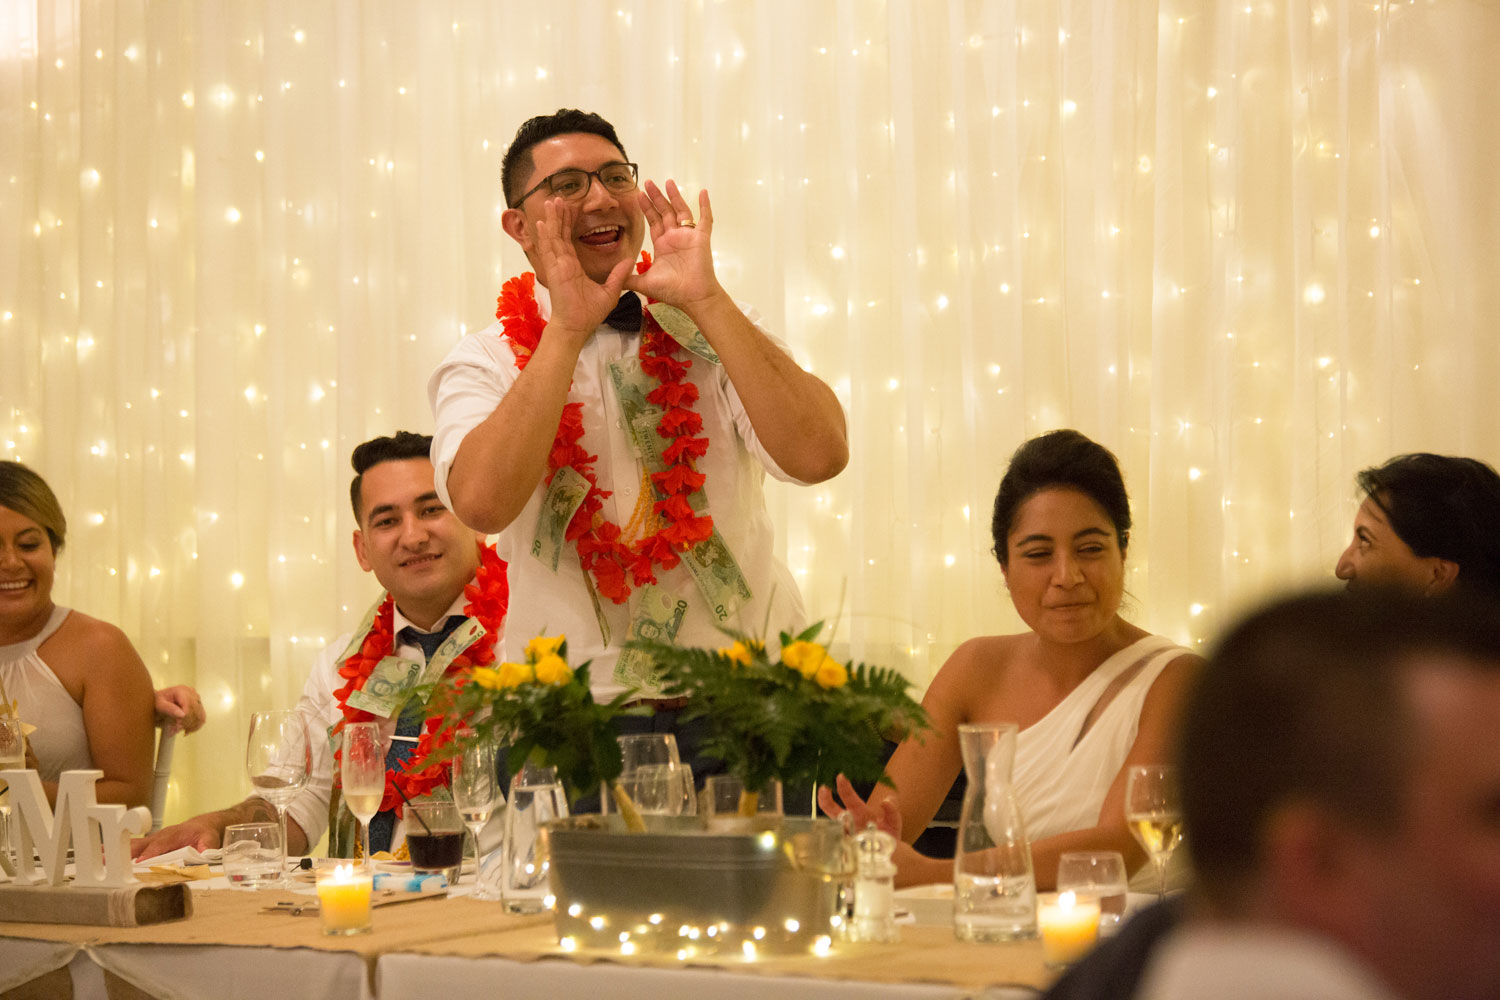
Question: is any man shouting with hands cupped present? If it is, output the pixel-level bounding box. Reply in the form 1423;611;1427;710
428;109;847;762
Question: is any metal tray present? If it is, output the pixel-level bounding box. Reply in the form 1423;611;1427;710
542;815;852;957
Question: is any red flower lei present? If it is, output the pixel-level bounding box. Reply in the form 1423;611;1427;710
495;254;714;604
331;543;507;814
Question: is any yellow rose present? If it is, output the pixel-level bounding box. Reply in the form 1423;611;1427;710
781;640;830;680
496;661;535;688
533;653;573;686
719;640;755;667
525;635;566;662
813;658;849;690
470;666;504;690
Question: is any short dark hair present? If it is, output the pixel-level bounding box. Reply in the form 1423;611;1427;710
0;460;67;551
501;109;628;208
349;432;433;523
1180;587;1500;907
990;430;1131;567
1356;453;1500;595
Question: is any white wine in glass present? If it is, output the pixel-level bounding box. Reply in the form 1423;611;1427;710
451;736;499;899
1125;764;1183;900
245;710;311;887
1;716;25;857
340;721;387;872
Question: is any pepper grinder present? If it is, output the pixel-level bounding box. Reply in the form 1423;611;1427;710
850;821;899;942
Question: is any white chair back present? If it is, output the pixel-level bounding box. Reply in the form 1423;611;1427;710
150;727;177;833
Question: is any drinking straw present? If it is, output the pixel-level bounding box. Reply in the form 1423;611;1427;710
390;781;434;836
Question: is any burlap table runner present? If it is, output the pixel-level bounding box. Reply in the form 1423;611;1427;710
0;890;549;956
404;921;1054;992
3;891;1051;993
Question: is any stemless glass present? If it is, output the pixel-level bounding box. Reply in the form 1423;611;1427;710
501;762;567;913
451;737;500;898
1056;851;1129;934
340;722;386;872
618;762;695;816
1124;765;1183;900
245;710;311;886
405;798;465;885
617;733;681;773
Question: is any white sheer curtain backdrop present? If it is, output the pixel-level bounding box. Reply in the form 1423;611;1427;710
2;1;1497;822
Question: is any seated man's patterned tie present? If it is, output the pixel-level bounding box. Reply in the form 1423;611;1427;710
366;615;465;853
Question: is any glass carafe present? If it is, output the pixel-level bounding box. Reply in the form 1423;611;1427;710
953;722;1037;941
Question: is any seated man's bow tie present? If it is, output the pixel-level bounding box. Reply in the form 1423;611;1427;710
604;292;642;332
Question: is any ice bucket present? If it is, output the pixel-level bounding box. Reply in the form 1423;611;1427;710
541;815;852;958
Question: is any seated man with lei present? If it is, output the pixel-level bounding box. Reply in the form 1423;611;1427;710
134;432;504;859
428;109;847;764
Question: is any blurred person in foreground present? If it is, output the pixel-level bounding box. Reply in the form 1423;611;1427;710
1131;588;1500;1000
1335;452;1500;597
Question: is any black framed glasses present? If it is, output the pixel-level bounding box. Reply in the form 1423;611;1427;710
512;162;639;207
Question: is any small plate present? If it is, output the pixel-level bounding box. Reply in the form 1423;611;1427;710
894;882;954;926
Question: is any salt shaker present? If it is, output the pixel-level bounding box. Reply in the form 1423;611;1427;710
850;821;899;942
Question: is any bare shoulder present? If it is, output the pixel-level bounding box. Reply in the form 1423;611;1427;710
1141;646;1206;712
47;611;148;678
923;633;1029;718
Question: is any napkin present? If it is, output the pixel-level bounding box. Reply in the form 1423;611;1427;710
135;845;224;867
143;863;216;882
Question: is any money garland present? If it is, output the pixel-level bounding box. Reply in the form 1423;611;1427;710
495;253;714;604
330;542;508;813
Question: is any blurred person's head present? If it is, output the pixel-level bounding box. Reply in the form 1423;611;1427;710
991;430;1133;644
1335;453;1500;597
1180;587;1500;1000
348;433;481;629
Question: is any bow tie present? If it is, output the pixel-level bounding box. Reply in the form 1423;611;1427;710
604;292;642;332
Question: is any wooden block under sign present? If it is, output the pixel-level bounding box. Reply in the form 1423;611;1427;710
0;881;193;926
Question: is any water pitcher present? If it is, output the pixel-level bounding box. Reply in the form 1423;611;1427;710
953;722;1037;941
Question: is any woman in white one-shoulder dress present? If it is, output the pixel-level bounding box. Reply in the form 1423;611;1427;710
821;431;1201;890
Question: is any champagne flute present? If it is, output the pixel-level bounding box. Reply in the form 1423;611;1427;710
450;735;500;898
340;722;387;873
1;716;25;860
1124;764;1183;900
245;710;311;887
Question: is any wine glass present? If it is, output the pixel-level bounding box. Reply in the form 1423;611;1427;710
1;716;25;861
340;722;387;873
1056;851;1129;934
245;710;311;886
1124;765;1183;900
451;735;500;898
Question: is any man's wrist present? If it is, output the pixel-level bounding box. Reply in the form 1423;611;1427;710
679;286;737;331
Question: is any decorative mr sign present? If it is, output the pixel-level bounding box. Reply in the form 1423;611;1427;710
0;769;151;887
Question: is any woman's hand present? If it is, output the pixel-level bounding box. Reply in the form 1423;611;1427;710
816;773;903;841
154;685;206;736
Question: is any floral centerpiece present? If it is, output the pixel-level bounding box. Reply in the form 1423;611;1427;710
426;635;649;828
628;622;929;816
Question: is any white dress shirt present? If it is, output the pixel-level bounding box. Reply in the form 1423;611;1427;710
1137;924;1403;1000
429;287;811;700
283;592;476;852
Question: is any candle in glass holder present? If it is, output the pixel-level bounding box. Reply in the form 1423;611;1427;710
1037;890;1100;966
316;863;373;935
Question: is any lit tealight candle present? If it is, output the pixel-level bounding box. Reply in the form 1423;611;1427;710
1037;890;1100;967
316;863;373;936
